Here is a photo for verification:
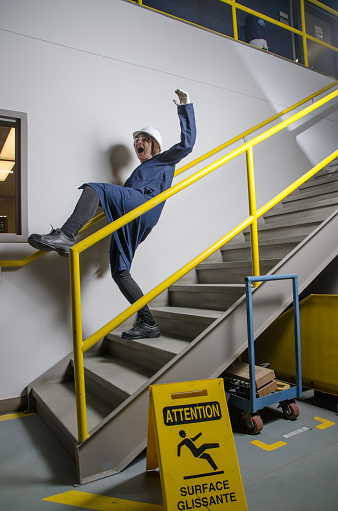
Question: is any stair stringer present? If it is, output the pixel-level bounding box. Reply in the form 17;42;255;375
75;208;338;483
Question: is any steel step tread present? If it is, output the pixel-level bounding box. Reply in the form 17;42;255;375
33;381;111;439
83;355;152;398
264;197;338;218
244;214;326;232
106;330;190;361
150;306;222;321
168;283;247;313
301;164;338;180
197;258;279;270
221;234;305;251
310;167;338;180
323;162;338;173
282;183;338;203
298;174;338;191
284;166;337;189
170;283;246;292
291;179;338;192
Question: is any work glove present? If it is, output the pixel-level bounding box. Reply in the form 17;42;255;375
173;89;190;106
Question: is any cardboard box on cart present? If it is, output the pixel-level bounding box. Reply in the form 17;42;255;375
225;361;276;390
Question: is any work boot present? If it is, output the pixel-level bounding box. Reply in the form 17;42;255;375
28;228;75;257
121;319;160;340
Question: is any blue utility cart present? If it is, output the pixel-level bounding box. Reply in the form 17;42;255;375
228;274;302;434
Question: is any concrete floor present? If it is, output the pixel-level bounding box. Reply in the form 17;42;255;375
1;390;337;511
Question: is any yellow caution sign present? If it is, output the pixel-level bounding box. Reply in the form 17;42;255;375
147;379;247;510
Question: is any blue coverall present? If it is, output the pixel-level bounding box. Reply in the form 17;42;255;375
84;103;196;276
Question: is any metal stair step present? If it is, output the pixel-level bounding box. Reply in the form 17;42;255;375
263;198;338;224
221;235;305;261
169;283;246;310
282;183;338;205
32;381;112;451
243;214;326;241
150;306;222;340
297;172;338;192
196;259;280;284
324;161;338;173
106;330;190;372
83;355;152;401
308;161;338;180
150;305;222;320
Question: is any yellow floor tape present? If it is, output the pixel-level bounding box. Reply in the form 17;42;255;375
251;440;287;451
0;411;36;421
313;417;335;429
43;490;164;510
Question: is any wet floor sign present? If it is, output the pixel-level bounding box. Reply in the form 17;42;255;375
146;379;247;510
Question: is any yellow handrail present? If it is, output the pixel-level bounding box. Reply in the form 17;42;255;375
71;86;338;441
79;146;338;357
0;250;46;267
1;80;337;269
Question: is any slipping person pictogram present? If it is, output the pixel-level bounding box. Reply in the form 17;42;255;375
177;430;219;470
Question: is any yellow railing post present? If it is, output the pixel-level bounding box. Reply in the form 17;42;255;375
231;0;238;40
69;247;88;443
300;0;309;68
246;146;260;285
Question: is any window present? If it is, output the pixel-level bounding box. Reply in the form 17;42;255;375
0;110;27;242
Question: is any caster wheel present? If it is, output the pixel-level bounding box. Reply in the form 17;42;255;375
283;402;300;420
246;414;264;435
279;401;300;420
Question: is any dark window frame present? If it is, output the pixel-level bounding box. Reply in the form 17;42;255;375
0;109;28;242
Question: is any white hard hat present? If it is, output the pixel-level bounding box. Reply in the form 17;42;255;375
133;126;162;152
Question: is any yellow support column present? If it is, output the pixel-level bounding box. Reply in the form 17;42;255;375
300;0;309;67
231;0;239;40
69;248;88;443
246;147;260;285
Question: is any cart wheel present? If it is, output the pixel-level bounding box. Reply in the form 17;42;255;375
280;401;300;420
247;414;264;435
284;402;300;420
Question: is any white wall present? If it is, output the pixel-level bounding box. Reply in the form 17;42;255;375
1;0;337;400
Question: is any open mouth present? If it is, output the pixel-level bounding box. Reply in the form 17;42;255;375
137;147;144;154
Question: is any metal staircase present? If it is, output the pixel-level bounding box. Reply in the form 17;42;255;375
28;161;338;483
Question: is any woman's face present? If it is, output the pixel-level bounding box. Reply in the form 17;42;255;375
134;134;153;163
